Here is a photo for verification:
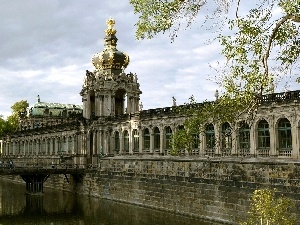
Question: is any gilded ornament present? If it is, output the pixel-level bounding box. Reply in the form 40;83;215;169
105;18;117;36
123;53;129;67
109;51;114;65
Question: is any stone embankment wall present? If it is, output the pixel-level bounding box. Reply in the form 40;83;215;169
5;156;300;224
45;157;300;224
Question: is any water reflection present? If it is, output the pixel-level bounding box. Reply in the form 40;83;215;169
0;179;221;225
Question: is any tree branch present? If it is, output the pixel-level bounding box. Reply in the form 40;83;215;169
235;0;241;19
261;14;300;93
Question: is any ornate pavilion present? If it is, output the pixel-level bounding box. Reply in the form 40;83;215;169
1;18;300;165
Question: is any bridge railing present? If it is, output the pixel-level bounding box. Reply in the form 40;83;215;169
0;162;87;170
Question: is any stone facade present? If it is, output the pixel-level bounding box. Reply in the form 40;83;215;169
2;18;300;224
1;19;300;163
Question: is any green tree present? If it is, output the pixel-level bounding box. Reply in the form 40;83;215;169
0;115;8;137
130;0;300;154
241;188;295;225
4;100;29;135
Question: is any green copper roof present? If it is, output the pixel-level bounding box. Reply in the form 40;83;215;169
33;102;83;110
29;101;83;117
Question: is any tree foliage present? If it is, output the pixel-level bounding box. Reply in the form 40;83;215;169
130;0;229;40
130;0;300;154
241;188;296;225
0;100;28;137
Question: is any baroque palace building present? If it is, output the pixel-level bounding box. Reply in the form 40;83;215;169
1;18;300;165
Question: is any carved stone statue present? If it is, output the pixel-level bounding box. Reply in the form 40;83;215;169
133;73;138;83
215;89;219;100
139;102;143;111
172;96;176;107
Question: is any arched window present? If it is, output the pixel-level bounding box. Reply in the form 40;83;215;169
165;126;172;149
177;125;184;130
221;122;232;149
278;118;292;150
143;128;150;151
124;130;129;153
89;90;95;117
115;89;126;116
192;133;199;149
257;119;270;149
153;127;160;151
133;129;139;153
114;131;120;153
205;124;215;149
239;121;250;155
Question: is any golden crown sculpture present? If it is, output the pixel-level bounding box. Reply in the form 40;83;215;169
105;18;117;36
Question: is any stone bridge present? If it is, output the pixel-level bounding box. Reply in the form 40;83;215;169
0;161;86;194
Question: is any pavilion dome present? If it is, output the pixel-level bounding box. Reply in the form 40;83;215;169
92;18;129;71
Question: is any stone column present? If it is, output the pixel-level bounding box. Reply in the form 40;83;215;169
250;123;256;156
269;117;276;156
72;134;76;155
103;131;108;155
160;128;164;155
4;141;7;156
214;124;220;156
23;140;25;156
86;93;91;119
95;93;100;117
6;142;10;156
131;97;136;113
149;128;154;154
119;131;124;155
83;133;87;155
109;131;113;154
12;141;15;156
103;94;110;116
108;94;112;116
111;95;115;116
93;132;97;155
37;139;40;155
96;130;101;154
199;132;205;156
129;129;133;154
75;134;79;155
139;128;143;154
55;137;58;155
49;137;53;155
44;139;47;155
2;141;5;156
127;95;132;114
79;133;83;155
232;124;238;156
64;136;68;154
292;117;298;158
99;95;104;117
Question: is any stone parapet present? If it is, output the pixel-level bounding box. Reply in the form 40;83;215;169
40;157;300;224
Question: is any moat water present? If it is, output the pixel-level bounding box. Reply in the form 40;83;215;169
0;179;222;225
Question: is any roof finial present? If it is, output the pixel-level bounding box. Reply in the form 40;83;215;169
105;18;116;36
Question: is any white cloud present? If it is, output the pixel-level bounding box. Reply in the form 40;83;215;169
0;0;230;119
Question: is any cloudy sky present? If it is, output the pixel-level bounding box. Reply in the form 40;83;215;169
0;1;297;118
